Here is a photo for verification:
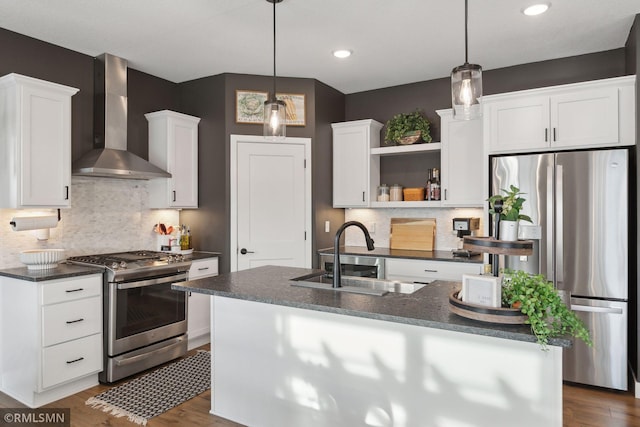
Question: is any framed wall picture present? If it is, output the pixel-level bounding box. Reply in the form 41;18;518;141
461;274;502;308
276;93;306;126
236;90;268;124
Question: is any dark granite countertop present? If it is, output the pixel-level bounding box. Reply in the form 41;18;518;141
0;262;104;282
172;265;570;348
318;246;483;263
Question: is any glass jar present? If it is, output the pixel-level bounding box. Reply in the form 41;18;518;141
377;184;390;202
389;184;403;201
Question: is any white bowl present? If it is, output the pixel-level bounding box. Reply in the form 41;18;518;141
19;249;66;270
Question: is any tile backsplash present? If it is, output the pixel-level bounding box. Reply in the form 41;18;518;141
344;207;485;251
0;177;179;269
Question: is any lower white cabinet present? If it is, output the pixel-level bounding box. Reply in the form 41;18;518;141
0;273;103;407
385;258;482;283
187;256;218;350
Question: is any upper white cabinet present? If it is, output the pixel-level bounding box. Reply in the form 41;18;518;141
484;76;635;154
0;73;78;208
438;109;483;207
332;119;382;208
146;110;200;208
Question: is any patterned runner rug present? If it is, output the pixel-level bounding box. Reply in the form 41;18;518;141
86;351;211;425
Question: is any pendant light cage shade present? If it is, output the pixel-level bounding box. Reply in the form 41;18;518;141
264;99;287;140
451;63;482;120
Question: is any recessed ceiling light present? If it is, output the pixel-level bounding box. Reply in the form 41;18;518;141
522;3;550;16
333;49;352;59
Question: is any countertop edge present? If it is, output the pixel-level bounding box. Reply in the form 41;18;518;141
0;263;104;281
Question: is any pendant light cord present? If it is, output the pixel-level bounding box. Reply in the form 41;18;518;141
272;0;277;99
464;0;469;64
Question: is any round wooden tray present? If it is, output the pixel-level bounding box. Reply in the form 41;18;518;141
449;291;528;324
462;236;533;256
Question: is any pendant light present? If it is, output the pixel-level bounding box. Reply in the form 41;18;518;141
264;0;286;140
451;0;482;120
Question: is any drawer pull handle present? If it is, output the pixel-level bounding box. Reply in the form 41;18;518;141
66;318;84;324
198;267;210;271
424;269;438;273
413;281;433;285
65;288;84;293
66;357;84;364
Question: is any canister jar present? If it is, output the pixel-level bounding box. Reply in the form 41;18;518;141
377;184;390;202
389;184;403;201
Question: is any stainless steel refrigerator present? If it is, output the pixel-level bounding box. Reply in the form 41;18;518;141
491;149;629;390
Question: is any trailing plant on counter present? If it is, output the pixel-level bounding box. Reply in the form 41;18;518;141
501;269;592;350
384;109;432;144
487;185;533;222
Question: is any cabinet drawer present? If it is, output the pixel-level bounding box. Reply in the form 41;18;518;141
189;258;219;279
42;296;102;346
41;274;102;305
386;258;482;283
41;333;102;390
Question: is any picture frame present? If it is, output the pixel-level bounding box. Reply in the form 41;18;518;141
236;90;268;124
276;93;306;126
461;274;502;308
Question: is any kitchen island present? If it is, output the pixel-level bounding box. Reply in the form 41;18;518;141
173;265;567;427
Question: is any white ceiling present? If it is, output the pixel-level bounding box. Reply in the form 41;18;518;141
0;0;638;94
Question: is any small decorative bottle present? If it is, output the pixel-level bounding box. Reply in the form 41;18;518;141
425;169;432;201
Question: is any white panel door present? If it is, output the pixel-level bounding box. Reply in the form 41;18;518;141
236;142;307;271
488;95;549;153
21;83;72;206
550;87;619;148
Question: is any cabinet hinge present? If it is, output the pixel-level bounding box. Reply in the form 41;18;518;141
304;159;307;168
304;231;307;240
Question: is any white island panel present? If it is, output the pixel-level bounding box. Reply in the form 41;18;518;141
212;296;562;427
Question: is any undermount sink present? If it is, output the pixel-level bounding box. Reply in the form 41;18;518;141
290;271;426;296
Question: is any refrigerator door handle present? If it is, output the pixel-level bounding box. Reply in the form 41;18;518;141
555;164;564;287
570;304;624;315
546;164;554;282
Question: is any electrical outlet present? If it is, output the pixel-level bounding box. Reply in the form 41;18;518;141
325;220;330;233
369;222;376;233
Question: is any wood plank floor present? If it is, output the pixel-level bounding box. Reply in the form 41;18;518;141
2;345;640;426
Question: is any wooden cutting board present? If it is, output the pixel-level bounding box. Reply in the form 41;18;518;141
390;218;436;251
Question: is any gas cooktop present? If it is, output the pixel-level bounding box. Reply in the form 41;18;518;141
67;250;191;280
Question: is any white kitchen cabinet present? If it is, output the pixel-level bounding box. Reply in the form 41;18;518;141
0;73;78;208
146;110;200;208
385;258;482;283
438;110;483;207
484;76;635;154
0;273;102;407
187;256;218;350
332;119;383;208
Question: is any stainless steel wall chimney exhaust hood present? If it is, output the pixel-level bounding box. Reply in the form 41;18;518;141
72;53;171;180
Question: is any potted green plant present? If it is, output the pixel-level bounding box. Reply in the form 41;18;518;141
384;109;432;145
502;269;592;350
487;185;532;241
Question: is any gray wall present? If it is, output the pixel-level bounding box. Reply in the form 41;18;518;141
179;73;341;273
345;49;628;187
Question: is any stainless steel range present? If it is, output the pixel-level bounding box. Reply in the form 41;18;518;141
67;250;191;383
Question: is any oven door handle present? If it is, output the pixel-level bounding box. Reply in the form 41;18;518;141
115;337;186;367
115;273;188;290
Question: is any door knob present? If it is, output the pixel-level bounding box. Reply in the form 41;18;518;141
240;248;255;255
